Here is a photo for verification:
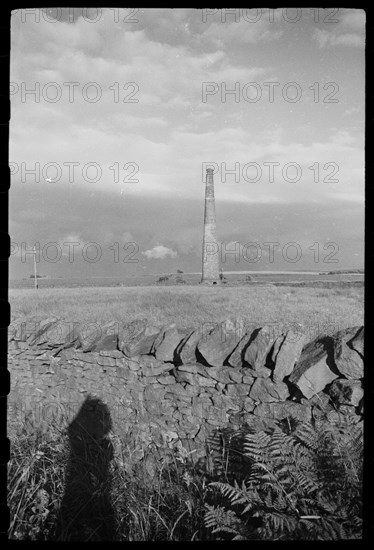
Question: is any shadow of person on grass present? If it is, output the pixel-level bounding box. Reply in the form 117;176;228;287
54;396;115;541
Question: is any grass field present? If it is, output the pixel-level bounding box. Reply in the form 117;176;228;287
9;283;364;341
9;271;364;290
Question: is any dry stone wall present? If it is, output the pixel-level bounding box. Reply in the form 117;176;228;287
8;317;364;462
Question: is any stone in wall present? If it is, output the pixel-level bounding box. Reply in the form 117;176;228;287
249;378;289;403
27;317;60;346
244;325;277;372
48;320;81;349
177;370;218;387
196;321;241;367
308;391;332;416
271;334;285;363
8;320;19;342
12;317;46;342
337;405;358;417
143;383;167;404
151;322;176;351
61;348;80;361
97;355;117;367
328;379;363;407
226;327;254;368
138;355;175;377
311;401;336;422
288;337;339;399
229;369;243;383
250;367;272;378
212;394;240;413
358;398;363;415
176;330;201;364
100;350;124;359
325;408;361;425
153;374;175;385
349;326;364;356
92;333;118;352
118;319;146;351
114;365;137;383
225;383;253;398
152;327;185;362
119;320;160;358
253;401;312;423
79;320;120;352
175;363;208;377
272;328;306;382
332;327;364;379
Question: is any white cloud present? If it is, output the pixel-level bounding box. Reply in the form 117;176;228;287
142;245;177;259
343;106;361;117
314;29;364;48
59;233;85;256
330;130;357;146
203;17;283;47
325;192;364;203
122;231;134;243
313;9;365;48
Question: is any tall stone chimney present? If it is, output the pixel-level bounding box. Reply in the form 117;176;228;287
201;168;221;285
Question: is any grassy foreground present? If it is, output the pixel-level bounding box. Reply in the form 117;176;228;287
8;417;210;541
8;414;362;541
9;284;364;339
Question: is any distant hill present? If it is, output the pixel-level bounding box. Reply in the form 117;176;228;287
325;269;364;275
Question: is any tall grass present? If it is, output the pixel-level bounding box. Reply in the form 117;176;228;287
8;415;212;541
8;413;363;541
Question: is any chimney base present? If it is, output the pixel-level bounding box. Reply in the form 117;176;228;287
200;279;221;285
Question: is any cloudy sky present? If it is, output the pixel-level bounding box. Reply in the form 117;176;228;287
10;8;365;278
